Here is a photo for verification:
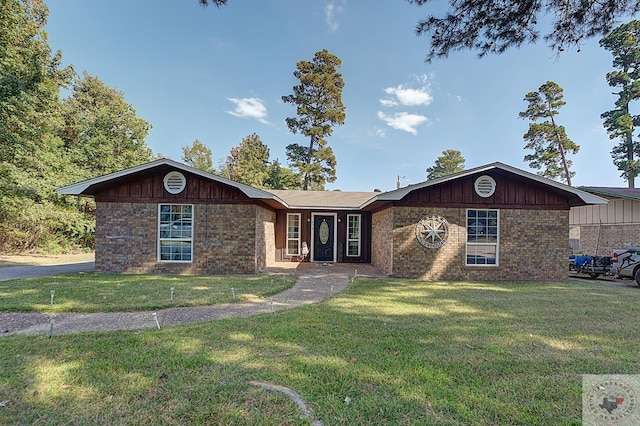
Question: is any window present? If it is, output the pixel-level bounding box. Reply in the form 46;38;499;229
286;213;301;256
466;209;499;266
346;214;361;257
158;204;193;262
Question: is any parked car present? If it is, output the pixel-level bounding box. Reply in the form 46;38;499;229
610;248;640;285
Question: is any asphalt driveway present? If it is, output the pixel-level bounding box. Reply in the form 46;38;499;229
0;262;94;281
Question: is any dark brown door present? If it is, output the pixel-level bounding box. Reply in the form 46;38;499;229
313;215;334;262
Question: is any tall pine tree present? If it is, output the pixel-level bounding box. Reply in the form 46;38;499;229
519;81;579;185
600;21;640;188
282;49;345;190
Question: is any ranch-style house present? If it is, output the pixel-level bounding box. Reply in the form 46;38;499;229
57;158;607;281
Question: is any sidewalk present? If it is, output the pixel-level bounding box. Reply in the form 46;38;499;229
2;263;386;336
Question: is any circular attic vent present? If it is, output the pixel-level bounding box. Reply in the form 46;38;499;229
474;175;496;198
163;171;186;194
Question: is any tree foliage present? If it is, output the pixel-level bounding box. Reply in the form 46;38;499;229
264;159;303;190
519;81;579;185
282;49;345;190
181;139;215;173
198;0;640;61
0;0;152;253
426;149;465;180
600;21;640;188
220;133;270;188
61;71;153;179
218;134;301;189
410;0;640;61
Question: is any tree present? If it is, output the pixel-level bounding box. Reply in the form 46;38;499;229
197;1;640;61
426;149;465;179
0;0;89;253
410;0;640;61
282;49;345;190
61;71;153;178
181;139;215;173
264;159;303;190
220;133;270;188
519;81;579;185
600;21;640;188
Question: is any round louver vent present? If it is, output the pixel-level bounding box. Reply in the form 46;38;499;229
163;171;186;194
474;175;496;198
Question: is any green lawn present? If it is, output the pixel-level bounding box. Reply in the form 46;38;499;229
1;277;639;425
0;273;295;313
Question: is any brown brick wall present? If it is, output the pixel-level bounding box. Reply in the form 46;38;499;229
384;207;568;282
255;206;276;270
372;208;393;274
96;202;268;275
576;224;640;256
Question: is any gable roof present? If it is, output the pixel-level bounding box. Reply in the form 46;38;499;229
56;158;288;207
57;159;607;209
361;162;607;208
578;186;640;201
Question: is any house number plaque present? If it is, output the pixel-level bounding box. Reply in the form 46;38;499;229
415;214;449;249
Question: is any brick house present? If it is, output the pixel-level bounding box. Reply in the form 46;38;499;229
570;187;640;256
57;159;606;281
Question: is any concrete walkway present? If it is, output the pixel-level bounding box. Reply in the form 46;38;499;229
1;263;386;336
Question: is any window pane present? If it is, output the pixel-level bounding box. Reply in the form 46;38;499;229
160;241;192;261
346;215;361;257
159;204;193;262
287;240;299;256
287;214;300;255
348;241;359;256
466;209;498;266
467;244;496;265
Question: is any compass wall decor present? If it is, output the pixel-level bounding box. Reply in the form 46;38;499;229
415;214;449;248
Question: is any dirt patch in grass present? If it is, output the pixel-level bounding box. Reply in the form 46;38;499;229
0;252;95;267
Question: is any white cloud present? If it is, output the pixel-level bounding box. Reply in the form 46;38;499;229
226;97;269;124
382;85;433;107
325;1;344;32
377;111;429;135
379;98;397;107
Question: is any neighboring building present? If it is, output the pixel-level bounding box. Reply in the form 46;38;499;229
57;159;606;281
570;187;640;256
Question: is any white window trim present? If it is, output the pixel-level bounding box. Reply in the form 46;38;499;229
286;213;301;256
465;209;499;267
158;204;194;263
346;214;361;257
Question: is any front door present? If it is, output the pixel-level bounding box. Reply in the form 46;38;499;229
313;214;335;262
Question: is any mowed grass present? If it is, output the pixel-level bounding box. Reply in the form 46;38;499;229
1;277;639;425
0;273;295;313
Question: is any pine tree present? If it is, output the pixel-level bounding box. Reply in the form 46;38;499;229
600;21;640;188
426;149;465;180
282;50;345;190
519;81;579;185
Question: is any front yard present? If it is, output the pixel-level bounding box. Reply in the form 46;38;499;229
1;276;639;425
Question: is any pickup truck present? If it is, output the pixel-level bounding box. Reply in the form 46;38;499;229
610;248;640;286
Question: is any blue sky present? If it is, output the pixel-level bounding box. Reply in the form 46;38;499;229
45;0;634;191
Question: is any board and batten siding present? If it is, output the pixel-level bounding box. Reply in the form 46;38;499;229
570;198;640;256
570;198;640;225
